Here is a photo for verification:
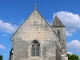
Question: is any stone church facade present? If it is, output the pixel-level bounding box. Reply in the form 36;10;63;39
9;8;68;60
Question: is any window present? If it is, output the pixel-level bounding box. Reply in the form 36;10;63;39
58;30;60;37
31;40;40;56
32;45;35;56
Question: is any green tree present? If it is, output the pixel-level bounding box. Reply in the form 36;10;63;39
67;54;79;60
0;55;3;60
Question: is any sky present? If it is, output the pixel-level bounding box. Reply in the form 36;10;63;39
0;0;80;60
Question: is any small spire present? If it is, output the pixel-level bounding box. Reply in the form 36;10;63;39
34;4;37;9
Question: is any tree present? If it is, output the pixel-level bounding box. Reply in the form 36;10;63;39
67;54;79;60
0;55;3;60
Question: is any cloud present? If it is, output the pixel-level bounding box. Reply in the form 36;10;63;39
66;40;80;51
2;34;7;37
0;20;18;33
65;30;72;36
67;52;73;54
65;28;76;36
0;44;5;49
54;11;80;28
53;11;80;36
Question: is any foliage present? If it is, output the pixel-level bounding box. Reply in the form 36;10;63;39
0;55;3;60
67;54;80;60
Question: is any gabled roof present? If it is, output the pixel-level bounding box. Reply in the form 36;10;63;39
11;9;59;40
52;15;65;27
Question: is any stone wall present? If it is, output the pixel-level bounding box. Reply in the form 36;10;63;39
11;10;59;60
51;27;66;52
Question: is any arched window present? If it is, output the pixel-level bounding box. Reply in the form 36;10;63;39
58;30;60;37
31;40;40;56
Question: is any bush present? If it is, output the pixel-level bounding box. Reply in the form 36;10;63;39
67;54;80;60
0;55;3;60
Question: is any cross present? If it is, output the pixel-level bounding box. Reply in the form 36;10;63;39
34;4;37;9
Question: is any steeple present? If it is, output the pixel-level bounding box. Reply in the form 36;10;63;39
52;15;65;27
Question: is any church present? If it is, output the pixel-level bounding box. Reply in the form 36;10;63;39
9;5;68;60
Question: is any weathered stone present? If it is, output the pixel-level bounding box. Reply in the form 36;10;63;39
9;9;68;60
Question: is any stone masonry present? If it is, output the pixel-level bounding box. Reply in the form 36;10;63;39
9;8;68;60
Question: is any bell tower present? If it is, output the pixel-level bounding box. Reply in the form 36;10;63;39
51;15;66;53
